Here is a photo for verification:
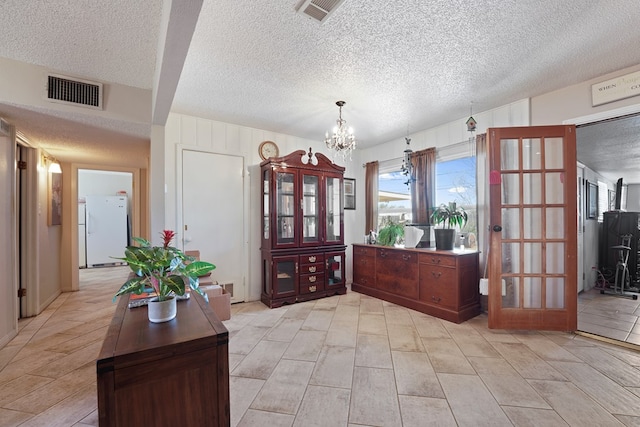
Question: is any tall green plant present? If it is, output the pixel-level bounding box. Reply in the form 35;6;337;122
113;230;215;302
377;219;404;246
430;202;468;229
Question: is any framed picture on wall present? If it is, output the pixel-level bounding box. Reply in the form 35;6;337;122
49;172;62;226
344;178;356;210
586;180;597;219
608;189;615;211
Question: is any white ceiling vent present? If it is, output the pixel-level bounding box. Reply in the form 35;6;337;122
46;74;103;110
295;0;346;23
0;118;12;136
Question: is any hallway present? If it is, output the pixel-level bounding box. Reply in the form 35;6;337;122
0;267;639;426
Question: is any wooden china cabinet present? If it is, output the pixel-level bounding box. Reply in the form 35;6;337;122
261;149;347;308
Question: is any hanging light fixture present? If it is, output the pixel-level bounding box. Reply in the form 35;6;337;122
466;101;477;154
401;137;415;188
324;101;356;161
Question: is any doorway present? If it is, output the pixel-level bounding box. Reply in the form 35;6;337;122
574;111;640;346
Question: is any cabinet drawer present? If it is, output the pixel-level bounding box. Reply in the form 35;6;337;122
354;246;376;257
300;262;325;274
419;265;457;309
301;254;324;264
418;253;456;267
300;274;325;294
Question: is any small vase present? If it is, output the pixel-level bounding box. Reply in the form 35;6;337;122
147;296;177;323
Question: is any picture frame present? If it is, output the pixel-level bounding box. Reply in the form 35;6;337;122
49;171;62;226
344;178;356;210
608;189;615;211
586;180;597;220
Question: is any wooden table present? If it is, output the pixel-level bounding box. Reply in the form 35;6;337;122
97;293;229;426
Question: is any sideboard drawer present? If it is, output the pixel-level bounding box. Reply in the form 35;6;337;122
354;245;376;257
419;253;456;267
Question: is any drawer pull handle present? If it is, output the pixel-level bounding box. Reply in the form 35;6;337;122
309;275;317;283
431;296;441;303
309;285;317;292
309;266;316;273
379;250;387;258
431;271;441;278
309;256;316;262
431;257;440;264
402;254;411;261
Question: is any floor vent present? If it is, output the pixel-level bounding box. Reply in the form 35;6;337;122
295;0;346;23
46;74;103;109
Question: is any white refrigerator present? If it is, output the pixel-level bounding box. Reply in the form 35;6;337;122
85;195;129;267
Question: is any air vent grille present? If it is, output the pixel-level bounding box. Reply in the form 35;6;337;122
295;0;346;23
46;74;103;109
0;118;12;136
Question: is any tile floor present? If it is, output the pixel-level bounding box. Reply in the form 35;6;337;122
0;266;639;426
578;287;640;345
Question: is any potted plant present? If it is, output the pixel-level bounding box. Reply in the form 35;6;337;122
113;230;216;323
430;202;468;250
377;218;405;246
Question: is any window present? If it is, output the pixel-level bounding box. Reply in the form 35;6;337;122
378;169;411;229
435;156;477;237
597;180;608;223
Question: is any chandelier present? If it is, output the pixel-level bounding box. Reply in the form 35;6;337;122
401;137;415;188
324;101;356;161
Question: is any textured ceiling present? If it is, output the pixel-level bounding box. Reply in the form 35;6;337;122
0;0;640;171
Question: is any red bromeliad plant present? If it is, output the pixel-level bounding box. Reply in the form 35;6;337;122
113;230;215;302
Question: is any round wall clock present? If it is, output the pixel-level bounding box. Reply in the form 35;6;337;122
259;140;279;160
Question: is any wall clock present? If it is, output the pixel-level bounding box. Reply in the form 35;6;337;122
259;140;279;160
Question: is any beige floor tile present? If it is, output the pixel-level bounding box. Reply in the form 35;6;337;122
6;362;95;414
29;341;102;379
229;376;265;427
467;356;550;409
565;345;640;387
0;373;54;406
250;359;314;415
309;345;355;388
437;373;512;427
293;385;350;427
357;313;388;335
359;297;384;314
248;306;287;328
383;305;414;326
228;352;245;372
312;296;339;310
450;333;501;358
281;301;315;320
349;366;401;426
228;325;271;355
231;340;288;379
549;360;640;416
578;319;632;342
282;330;326;362
615;414;640;426
337;291;361;306
77;408;99;426
490;342;566;380
265;318;304;342
325;318;358;348
516;333;586;363
301;309;334;331
410;314;451;339
422;338;475;374
355;334;392;368
15;383;96;427
387;325;424;352
501;406;570;426
237;409;294;427
0;407;34;426
392;350;444;398
529;379;625;426
0;350;65;385
398;395;456;427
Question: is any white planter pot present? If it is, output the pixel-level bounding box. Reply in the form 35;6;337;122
147;296;177;323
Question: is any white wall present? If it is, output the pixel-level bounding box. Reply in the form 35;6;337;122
78;169;133;214
0;132;17;347
625;184;640;212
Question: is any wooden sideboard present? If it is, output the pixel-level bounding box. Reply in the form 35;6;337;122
97;293;230;426
352;244;480;323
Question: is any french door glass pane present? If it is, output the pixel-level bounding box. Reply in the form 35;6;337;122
545;137;564;169
545;172;564;204
546;243;565;274
503;277;518;308
523;173;542;204
523;138;541;170
502;208;520;239
502;243;520;274
500;138;519;170
524;243;542;274
523;277;542;308
546;278;565;308
502;173;520;204
523;208;542;239
546;208;564;239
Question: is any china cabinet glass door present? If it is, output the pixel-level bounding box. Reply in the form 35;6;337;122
325;175;343;243
263;169;270;241
301;173;321;246
276;171;296;246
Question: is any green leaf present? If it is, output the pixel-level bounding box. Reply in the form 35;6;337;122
114;277;147;298
185;261;216;277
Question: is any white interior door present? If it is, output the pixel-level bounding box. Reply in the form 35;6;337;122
577;165;584;293
182;150;245;303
